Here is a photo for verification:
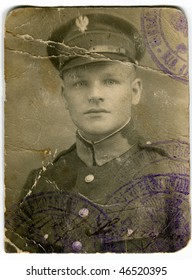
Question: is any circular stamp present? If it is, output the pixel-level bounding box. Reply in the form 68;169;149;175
105;172;190;252
15;191;114;253
141;8;188;83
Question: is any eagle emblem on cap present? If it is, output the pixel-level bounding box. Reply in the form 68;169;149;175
75;16;89;33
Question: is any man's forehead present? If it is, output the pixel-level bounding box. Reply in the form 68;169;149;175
63;61;134;78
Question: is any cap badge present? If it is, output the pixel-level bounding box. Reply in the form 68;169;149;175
75;16;89;33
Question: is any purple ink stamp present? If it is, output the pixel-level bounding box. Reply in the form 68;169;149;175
141;8;188;83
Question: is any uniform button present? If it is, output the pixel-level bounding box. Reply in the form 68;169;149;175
127;228;134;236
79;208;89;218
85;174;94;183
146;141;152;145
44;234;49;240
72;241;82;252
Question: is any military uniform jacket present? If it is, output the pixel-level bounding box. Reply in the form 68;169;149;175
5;125;190;253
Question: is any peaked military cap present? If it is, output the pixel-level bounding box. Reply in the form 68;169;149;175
47;13;145;72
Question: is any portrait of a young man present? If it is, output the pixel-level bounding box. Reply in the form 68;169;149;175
5;7;190;253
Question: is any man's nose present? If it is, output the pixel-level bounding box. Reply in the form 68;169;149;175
88;83;104;103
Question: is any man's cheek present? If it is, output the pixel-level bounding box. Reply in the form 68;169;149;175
119;95;131;104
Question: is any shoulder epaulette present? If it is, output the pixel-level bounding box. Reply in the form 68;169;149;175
53;143;76;163
138;139;170;158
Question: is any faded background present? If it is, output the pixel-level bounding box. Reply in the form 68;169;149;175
5;7;189;210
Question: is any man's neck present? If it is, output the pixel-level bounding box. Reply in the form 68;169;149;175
76;118;138;166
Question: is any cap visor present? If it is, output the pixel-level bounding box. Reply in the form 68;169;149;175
61;53;134;72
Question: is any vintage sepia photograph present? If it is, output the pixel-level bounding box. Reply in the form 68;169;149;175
4;6;190;253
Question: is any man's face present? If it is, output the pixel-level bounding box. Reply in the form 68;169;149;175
62;61;142;141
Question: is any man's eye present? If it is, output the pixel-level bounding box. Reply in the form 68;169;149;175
73;81;87;87
104;79;119;85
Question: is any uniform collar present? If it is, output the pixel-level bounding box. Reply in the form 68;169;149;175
76;119;138;167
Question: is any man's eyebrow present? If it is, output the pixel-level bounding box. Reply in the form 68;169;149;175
102;72;124;78
67;73;85;79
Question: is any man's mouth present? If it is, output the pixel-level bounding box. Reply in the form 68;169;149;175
84;109;110;114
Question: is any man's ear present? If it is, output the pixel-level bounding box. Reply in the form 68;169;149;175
61;85;69;110
131;78;142;105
